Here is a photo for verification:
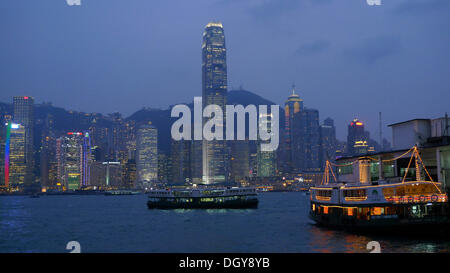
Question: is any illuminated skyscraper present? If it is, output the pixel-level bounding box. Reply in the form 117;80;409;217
320;117;337;166
4;123;26;188
283;86;303;174
283;86;321;173
136;123;158;188
257;112;276;177
13;96;34;187
56;132;91;191
302;108;321;171
202;21;228;184
347;119;368;156
230;140;250;182
170;138;191;185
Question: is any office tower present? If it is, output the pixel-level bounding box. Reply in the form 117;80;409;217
283;86;303;174
13;96;34;187
302;108;321;171
56;132;91;191
157;153;170;183
283;86;321;173
103;162;122;188
88;122;109;162
124;159;137;189
248;140;258;177
202;22;228;184
347;119;368;156
0;124;5;187
89;161;105;188
230;140;250;181
190;140;203;184
170;139;191;185
320;117;337;167
4;122;26;188
82;132;92;187
136;123;158;188
257;113;276;177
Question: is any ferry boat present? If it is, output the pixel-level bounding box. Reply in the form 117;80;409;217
309;146;449;232
104;190;141;196
147;186;258;209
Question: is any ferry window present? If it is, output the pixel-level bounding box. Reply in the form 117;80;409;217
370;162;379;181
344;189;367;197
383;163;395;178
372;207;383;216
323;206;329;214
347;208;354;216
317;190;332;197
382;187;395;198
338;165;353;175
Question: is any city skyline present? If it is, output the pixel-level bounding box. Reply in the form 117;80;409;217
1;1;449;141
1;0;450;257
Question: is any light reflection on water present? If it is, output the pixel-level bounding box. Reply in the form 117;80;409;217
0;192;448;253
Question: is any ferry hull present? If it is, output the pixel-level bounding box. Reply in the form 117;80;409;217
309;202;450;235
147;198;258;209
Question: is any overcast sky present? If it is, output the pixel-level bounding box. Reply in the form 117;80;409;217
0;0;449;140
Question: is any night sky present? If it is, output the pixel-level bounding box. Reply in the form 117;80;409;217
0;0;449;141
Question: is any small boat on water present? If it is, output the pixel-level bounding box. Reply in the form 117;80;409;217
310;146;449;233
147;186;258;209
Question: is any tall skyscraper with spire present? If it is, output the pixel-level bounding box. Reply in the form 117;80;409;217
283;85;303;174
202;22;228;184
282;85;322;174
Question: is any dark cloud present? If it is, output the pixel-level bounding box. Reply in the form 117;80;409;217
1;0;449;140
343;36;402;65
295;40;331;56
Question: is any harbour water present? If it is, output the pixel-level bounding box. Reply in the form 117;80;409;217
0;192;449;253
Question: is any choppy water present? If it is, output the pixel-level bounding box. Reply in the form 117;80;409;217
0;192;448;253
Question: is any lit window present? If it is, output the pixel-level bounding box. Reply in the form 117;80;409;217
347;208;353;216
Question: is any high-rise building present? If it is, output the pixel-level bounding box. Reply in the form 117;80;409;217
56;132;91;190
0;124;5;188
283;86;303;174
347;119;368;156
302;108;321;171
170;139;191;185
157;153;170;183
230;140;250;181
123;159;137;189
190;140;203;184
282;86;321;174
202;22;228;184
257;113;276;177
248;141;258;178
320;118;337;166
4;122;26;188
13;96;34;188
136;123;158;188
